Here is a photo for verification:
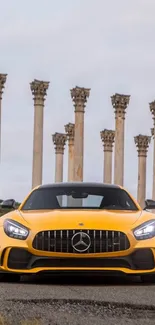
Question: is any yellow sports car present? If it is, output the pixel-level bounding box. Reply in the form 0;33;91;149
1;182;155;283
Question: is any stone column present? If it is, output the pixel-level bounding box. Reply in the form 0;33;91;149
150;101;155;200
52;132;67;182
30;79;49;189
151;128;154;138
111;93;130;186
0;74;7;161
65;123;75;182
100;129;115;183
134;135;151;208
70;86;90;181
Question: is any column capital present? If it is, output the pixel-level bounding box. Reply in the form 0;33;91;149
151;128;154;138
52;132;67;154
149;101;155;122
65;123;75;144
70;86;90;112
134;134;151;157
111;93;130;119
100;129;115;152
30;79;49;104
0;74;7;99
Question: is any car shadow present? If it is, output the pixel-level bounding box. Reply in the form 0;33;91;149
19;274;146;286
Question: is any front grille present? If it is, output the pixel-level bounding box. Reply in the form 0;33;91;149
32;230;130;253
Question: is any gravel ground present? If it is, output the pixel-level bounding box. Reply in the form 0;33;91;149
0;275;155;324
0;299;155;325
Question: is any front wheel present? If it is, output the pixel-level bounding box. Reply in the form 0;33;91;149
0;273;21;283
141;274;155;284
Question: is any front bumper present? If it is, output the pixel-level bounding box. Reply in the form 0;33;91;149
1;247;155;275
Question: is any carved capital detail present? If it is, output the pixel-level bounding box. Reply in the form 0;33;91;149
100;129;115;152
0;74;7;99
70;86;90;112
65;123;75;143
150;101;155;121
111;93;130;119
52;132;67;154
30;79;49;104
134;134;151;157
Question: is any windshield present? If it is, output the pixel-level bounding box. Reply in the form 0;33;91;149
21;186;138;211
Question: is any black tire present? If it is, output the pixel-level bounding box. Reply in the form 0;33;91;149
141;274;155;284
0;273;21;283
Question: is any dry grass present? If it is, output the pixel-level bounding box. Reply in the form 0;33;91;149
0;315;41;325
0;315;5;325
20;320;41;325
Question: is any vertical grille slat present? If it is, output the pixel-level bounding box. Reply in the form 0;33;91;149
100;230;102;253
94;230;96;253
87;230;90;253
48;231;50;251
35;234;38;250
42;232;44;251
60;230;63;252
112;231;114;252
118;231;121;251
54;231;56;252
106;231;108;252
67;230;69;253
33;230;130;253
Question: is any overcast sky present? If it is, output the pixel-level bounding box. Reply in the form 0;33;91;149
0;0;155;202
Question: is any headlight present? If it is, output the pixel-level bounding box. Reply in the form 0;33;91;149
4;219;29;240
133;220;155;240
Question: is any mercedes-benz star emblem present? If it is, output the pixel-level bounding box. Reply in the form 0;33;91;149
71;232;91;252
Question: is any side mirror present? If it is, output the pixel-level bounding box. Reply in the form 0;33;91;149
1;199;16;209
144;199;155;210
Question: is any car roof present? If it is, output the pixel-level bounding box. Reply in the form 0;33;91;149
39;182;120;189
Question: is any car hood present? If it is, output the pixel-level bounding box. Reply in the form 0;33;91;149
15;209;145;231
